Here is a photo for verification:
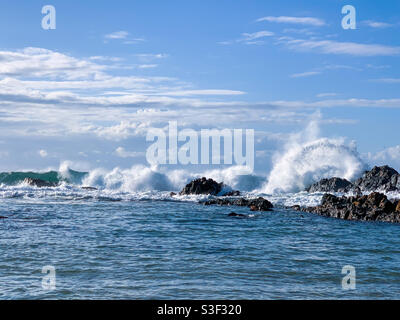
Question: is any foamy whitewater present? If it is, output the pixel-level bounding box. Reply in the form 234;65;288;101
2;130;400;299
1;134;399;205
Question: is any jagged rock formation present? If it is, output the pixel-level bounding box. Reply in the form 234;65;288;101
23;178;58;187
179;177;240;196
306;166;400;193
292;192;400;223
354;166;400;192
306;177;353;193
203;197;273;211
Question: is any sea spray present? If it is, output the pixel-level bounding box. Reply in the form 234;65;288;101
262;132;367;194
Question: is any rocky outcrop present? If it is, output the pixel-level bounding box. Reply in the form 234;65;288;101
179;177;240;196
306;166;400;193
354;166;400;192
306;177;353;193
23;178;57;187
203;197;273;211
293;192;400;223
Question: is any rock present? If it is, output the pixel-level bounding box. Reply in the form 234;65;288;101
169;192;177;197
82;186;98;191
179;177;223;195
297;192;400;223
395;201;400;212
203;196;273;211
354;166;399;192
228;212;246;218
223;190;241;196
0;216;7;219
306;177;353;193
247;197;274;211
23;178;57;187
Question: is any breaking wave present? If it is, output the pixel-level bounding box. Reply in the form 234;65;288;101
262;138;367;194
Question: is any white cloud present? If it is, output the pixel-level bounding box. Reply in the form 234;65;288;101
290;71;321;78
363;20;394;28
257;16;326;26
366;145;400;170
114;147;144;158
219;30;274;45
105;31;129;39
316;93;338;98
281;38;400;56
371;78;400;83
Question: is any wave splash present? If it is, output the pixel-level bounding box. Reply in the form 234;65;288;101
262;137;367;194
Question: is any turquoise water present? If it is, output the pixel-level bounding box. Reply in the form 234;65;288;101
1;189;399;299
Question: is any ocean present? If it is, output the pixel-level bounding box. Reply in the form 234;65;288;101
1;169;400;299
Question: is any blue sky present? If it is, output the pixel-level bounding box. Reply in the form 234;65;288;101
0;0;400;173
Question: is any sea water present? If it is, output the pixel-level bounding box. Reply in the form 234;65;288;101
1;181;399;299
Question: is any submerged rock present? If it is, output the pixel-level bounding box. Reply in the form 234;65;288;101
306;177;353;193
228;212;246;218
354;166;400;192
81;186;98;191
23;178;57;187
293;192;400;223
203;196;273;211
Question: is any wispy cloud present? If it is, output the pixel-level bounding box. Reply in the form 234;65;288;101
104;31;145;44
114;147;144;158
257;16;326;26
371;78;400;83
316;93;338;98
219;30;274;45
280;38;400;56
363;20;394;28
290;71;321;78
105;31;129;39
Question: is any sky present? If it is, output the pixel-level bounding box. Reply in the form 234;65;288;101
0;0;400;174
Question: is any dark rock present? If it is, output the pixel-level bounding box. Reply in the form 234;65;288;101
247;197;274;211
169;192;177;197
179;177;223;195
298;192;400;223
82;186;98;191
306;177;353;193
23;178;57;187
354;166;399;192
228;212;246;218
396;201;400;213
203;196;273;211
223;190;241;196
0;216;7;219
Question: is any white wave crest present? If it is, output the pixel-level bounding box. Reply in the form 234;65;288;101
262;138;366;194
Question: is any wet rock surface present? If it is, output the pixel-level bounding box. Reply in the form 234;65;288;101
179;177;223;195
306;166;400;193
179;177;240;196
306;177;353;193
354;165;400;192
203;197;273;211
23;178;58;187
292;192;400;223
